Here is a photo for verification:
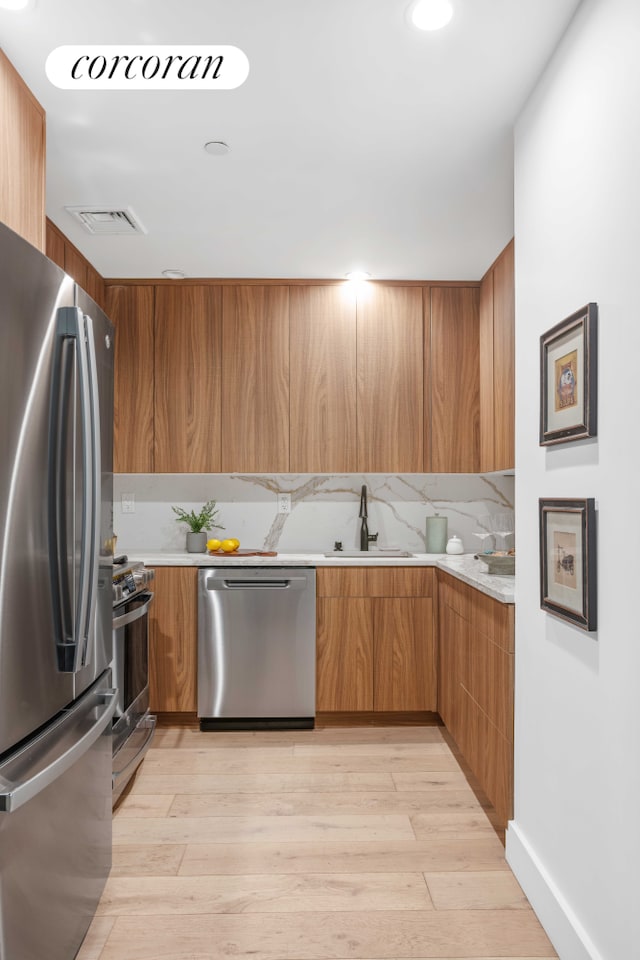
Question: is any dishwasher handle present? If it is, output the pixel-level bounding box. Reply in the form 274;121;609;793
206;577;307;591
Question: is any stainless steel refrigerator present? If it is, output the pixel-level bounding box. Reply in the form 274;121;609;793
0;221;116;960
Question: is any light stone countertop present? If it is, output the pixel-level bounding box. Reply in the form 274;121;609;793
122;550;515;604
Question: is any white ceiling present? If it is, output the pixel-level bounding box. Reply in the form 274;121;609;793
0;0;581;280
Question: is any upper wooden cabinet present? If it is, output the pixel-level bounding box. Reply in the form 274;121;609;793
479;240;515;472
430;287;480;473
106;285;155;473
221;286;290;473
154;285;222;473
290;285;357;473
0;50;45;252
357;285;424;473
46;219;107;308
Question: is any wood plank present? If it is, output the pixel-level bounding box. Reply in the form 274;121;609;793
492;239;515;470
221;285;289;472
112;814;416;845
139;751;451;776
479;268;495;471
316;598;374;711
424;871;529;910
178;837;510;876
148;568;198;712
154;284;222;472
110;844;187;878
106;284;155;473
357;285;424;472
132;771;398;794
97;909;556;960
96;872;433;915
430;287;480;472
289;285;357;472
374;598;436;711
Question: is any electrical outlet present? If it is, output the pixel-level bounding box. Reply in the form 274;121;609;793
121;492;135;514
277;493;291;514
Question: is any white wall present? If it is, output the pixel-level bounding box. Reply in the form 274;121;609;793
509;1;640;957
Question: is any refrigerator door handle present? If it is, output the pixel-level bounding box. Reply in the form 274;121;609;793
49;307;94;673
80;312;101;665
0;688;117;814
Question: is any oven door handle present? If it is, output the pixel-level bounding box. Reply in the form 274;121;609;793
113;592;154;630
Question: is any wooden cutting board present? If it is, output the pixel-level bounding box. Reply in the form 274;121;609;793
206;549;278;557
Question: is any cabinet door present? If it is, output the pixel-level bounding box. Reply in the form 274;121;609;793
479;269;495;472
46;220;66;268
290;285;357;472
316;598;373;711
0;51;45;251
221;286;289;472
492;240;515;471
430;287;480;472
149;568;198;712
154;285;222;473
374;598;436;711
357;286;424;473
106;285;155;473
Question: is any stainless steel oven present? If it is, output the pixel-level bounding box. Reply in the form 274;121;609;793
112;559;156;803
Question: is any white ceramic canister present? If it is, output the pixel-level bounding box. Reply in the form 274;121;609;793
445;535;464;555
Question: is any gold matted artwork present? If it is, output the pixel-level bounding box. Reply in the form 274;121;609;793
540;304;597;445
539;498;597;632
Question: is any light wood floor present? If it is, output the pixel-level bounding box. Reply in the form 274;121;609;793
79;723;557;960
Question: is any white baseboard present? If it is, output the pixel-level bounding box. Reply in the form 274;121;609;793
506;821;605;960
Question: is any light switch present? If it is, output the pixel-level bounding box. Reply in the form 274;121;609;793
121;492;135;514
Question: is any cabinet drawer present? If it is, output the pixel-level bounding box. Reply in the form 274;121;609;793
438;571;471;620
317;566;433;598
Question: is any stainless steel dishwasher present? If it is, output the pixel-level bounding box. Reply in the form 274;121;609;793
198;567;316;730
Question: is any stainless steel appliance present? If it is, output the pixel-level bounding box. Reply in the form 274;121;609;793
0;221;116;960
198;567;316;730
112;558;156;803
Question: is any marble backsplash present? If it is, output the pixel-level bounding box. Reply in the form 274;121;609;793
113;473;515;555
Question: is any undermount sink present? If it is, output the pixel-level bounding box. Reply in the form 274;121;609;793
323;549;414;558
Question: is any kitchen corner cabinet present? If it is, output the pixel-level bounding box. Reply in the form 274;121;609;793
221;286;290;472
106;284;155;473
0;50;46;252
430;286;480;473
149;567;198;712
316;567;436;713
154;285;222;473
479;239;515;471
437;571;514;827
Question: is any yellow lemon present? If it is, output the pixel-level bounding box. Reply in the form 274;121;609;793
221;539;238;553
207;538;222;552
230;538;240;549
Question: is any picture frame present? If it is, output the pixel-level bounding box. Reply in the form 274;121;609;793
540;303;597;446
539;498;597;631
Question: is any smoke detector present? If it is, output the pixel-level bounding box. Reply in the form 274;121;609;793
64;206;147;235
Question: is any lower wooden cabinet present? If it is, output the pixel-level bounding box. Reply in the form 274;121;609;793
437;571;514;827
316;567;436;713
149;567;198;713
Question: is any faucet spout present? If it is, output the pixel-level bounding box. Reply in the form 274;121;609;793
359;485;378;551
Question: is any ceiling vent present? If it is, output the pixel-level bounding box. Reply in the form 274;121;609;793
64;206;147;236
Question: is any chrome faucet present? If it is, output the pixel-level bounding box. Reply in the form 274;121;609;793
359;484;378;551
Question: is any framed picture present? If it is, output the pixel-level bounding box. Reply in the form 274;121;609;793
540;303;597;445
539;498;597;631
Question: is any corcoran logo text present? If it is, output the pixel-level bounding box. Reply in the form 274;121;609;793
46;45;249;90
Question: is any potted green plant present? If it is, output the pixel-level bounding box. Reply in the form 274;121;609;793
171;499;222;553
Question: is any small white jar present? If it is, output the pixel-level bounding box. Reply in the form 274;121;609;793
445;535;464;555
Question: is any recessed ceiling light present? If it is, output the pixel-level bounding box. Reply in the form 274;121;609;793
162;269;186;279
0;0;31;9
204;141;230;156
410;0;453;31
345;271;371;282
